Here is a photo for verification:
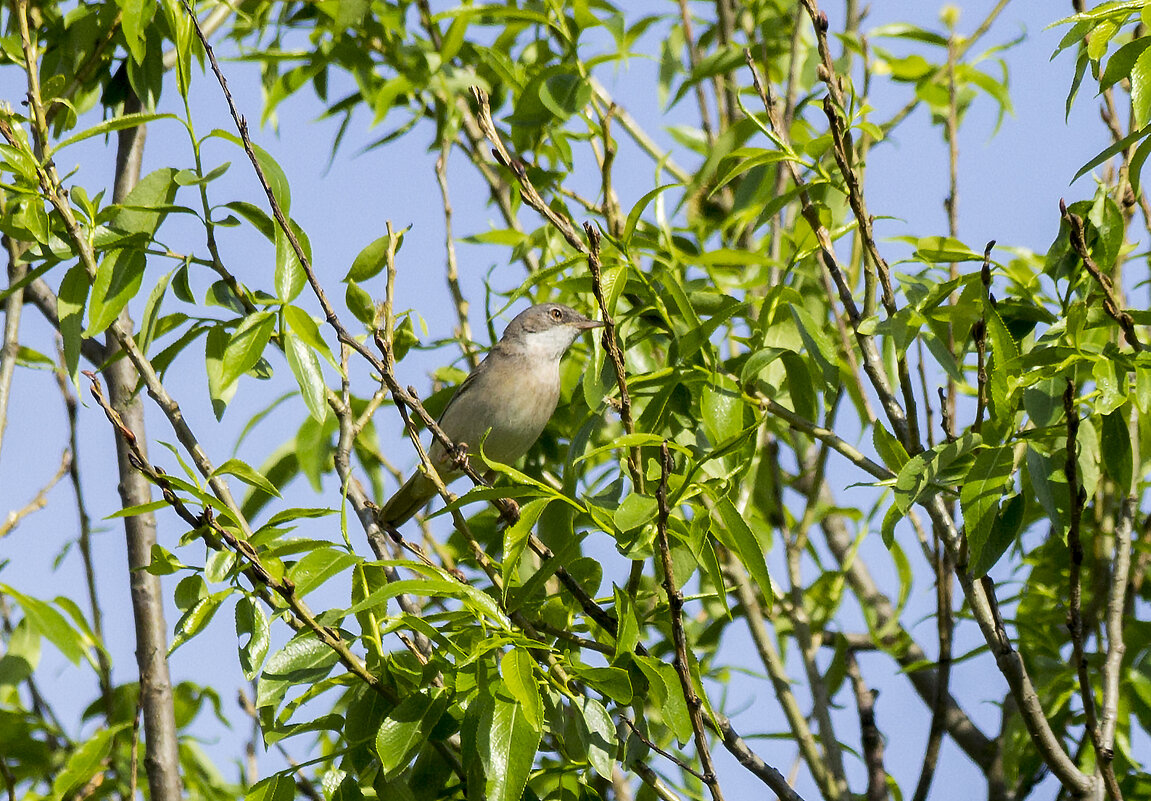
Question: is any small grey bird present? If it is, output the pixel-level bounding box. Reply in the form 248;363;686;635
379;303;603;527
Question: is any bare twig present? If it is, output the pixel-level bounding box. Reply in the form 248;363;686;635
846;652;889;801
1061;200;1143;351
434;141;478;369
721;552;838;798
654;443;726;801
0;449;69;538
585;224;640;490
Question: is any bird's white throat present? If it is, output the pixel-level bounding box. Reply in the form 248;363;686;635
512;325;582;362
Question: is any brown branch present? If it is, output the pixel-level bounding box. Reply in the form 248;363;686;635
622;717;706;782
585;224;640;490
470;87;588;253
434;142;478;369
911;519;953;801
1061;200;1143;351
1099;494;1134;800
721;552;838;798
654;443;726;801
743;52;910;447
846;652;889;801
0;448;69;538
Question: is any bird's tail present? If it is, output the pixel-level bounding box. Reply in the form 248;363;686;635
378;470;437;528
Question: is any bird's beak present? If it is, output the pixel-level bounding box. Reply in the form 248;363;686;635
575;319;605;330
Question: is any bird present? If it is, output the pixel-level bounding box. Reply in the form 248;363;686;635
378;302;603;528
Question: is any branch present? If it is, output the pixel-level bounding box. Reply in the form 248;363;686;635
585;224;640;490
654;443;726;801
1061;200;1144;351
846;652;889;801
0;448;69;538
470;87;588;253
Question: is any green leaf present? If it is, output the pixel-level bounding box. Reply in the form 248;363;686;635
712;496;771;611
257;632;339;710
220;311;276;390
376;688;448;778
85;248;146;336
345;234;393;282
112;166;179;236
0;586;87;664
480;692;541;801
894;433;982;513
170;591;226;655
571;665;633;705
613;493;657;532
913;236;984;263
960;445;1015;569
970;493;1025;577
702;374;743;446
286;547;358;598
58;264;90;383
577;696;616;780
54;112;175;152
244;775;297;801
51;725;123;799
873;424;910;471
1100;406;1133;492
212;457;282;498
137;268;173;356
274;221;310;302
502;497;550;590
500;649;542;731
144;543;188;575
345;280;376;326
285;331;328;422
622;183;680;249
235;596;270;681
1074;122;1151;183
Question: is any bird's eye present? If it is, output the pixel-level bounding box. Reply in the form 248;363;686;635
550;307;562;320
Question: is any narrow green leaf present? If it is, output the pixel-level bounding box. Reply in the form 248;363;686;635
960;445;1015;568
894;433;982;513
712;496;772;611
500;649;542;731
376;690;449;777
85;249;146;336
970;493;1025;577
578;696;616;780
213;457;281;498
286;547;358;598
285;331;328;422
220;311;276;390
481;692;541;801
54;112;175;152
235;596;270;681
1100;406;1133;492
51;726;124;799
0;586;87;664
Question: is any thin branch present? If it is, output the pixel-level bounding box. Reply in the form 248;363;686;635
743;52;911;447
721;552;838;799
622;717;706;782
0;448;69;538
654;443;726;801
470;87;588;253
586;224;640;491
434;142;478;369
0;256;25;463
1061;200;1143;351
846;652;889;801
